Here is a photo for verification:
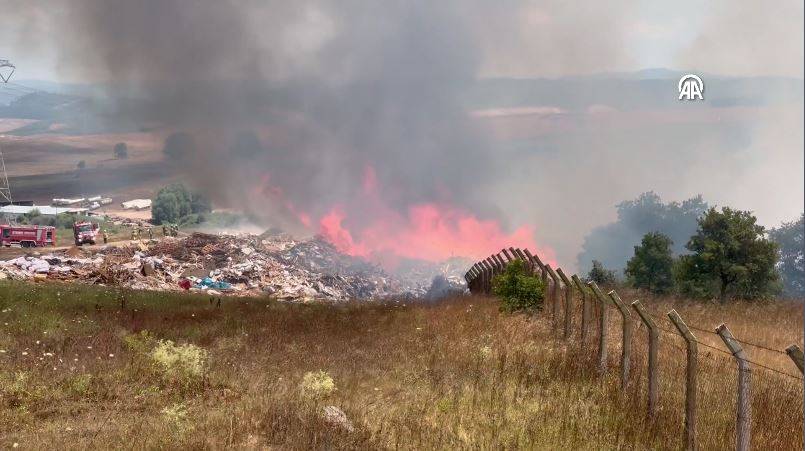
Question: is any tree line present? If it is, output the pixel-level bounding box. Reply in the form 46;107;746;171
586;207;803;302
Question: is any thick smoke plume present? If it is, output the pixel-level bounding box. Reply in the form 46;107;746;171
47;0;553;265
2;0;802;270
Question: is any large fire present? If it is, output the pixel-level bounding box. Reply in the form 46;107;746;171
258;166;555;267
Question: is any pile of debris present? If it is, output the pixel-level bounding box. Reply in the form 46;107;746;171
0;232;468;301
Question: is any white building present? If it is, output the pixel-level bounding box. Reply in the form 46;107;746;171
0;205;88;220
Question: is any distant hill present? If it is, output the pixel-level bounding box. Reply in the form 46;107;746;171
0;69;801;134
467;70;804;112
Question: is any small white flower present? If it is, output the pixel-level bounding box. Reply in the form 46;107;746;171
86;346;92;350
108;354;114;358
21;351;28;356
44;352;54;357
13;443;19;448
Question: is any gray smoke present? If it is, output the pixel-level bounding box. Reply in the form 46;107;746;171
1;0;802;270
50;0;512;231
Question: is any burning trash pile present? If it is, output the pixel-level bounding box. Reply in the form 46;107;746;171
0;232;468;301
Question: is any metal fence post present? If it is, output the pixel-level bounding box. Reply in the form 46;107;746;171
525;250;549;290
668;309;698;451
479;260;488;293
631;300;658;418
785;344;804;374
608;291;633;391
572;274;590;347
522;248;538;275
556;268;573;340
588;281;610;374
715;324;751;451
545;265;562;333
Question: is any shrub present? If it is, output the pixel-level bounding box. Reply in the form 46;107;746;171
300;370;336;399
491;259;544;313
161;402;192;437
65;374;92;397
151;340;208;388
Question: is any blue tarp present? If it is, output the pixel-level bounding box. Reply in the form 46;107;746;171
193;277;232;290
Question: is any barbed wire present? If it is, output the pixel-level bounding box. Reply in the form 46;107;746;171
467;258;804;380
682;322;797;355
654;322;803;381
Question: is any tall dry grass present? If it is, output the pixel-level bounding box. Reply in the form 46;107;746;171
0;280;801;449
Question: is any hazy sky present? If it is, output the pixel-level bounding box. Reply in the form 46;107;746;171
0;1;802;81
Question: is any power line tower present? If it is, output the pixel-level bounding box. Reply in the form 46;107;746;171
0;143;12;204
0;59;14;83
0;59;15;224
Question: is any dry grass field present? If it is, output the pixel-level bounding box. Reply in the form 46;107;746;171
0;281;801;449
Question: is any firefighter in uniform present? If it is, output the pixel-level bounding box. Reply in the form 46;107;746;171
147;227;153;241
102;229;109;244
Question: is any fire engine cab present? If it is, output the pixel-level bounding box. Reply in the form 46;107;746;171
0;224;57;247
73;221;99;246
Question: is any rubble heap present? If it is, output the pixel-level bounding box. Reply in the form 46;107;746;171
0;232;467;301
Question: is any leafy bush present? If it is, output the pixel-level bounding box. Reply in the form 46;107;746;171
151;340;208;388
300;370;336;399
586;260;617;287
161;402;192;437
625;232;674;294
491;259;544;313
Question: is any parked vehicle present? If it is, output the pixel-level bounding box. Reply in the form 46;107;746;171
0;224;57;247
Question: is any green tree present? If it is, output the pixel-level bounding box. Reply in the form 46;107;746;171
769;213;804;298
676;207;779;301
114;142;128;159
586;260;617;286
152;184;193;225
625;232;674;294
492;259;544;313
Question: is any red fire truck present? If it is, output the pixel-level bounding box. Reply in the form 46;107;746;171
0;224;57;247
73;221;99;246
